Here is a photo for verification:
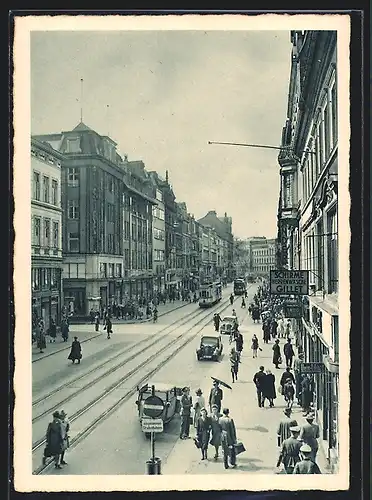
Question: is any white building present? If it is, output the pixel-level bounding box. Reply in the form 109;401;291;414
31;138;63;330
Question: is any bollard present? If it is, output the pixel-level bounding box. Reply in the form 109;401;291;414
145;457;162;475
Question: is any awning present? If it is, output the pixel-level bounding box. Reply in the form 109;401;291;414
309;295;338;316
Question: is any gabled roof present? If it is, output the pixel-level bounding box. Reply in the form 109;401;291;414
72;121;93;132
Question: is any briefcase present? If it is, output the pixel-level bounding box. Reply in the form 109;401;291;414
234;441;246;455
193;437;201;449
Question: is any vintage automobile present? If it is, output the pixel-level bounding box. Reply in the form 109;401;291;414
220;315;239;335
135;381;182;438
196;332;223;361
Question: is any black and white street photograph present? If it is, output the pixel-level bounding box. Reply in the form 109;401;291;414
13;13;351;493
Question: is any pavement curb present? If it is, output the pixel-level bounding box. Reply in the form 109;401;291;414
32;333;102;363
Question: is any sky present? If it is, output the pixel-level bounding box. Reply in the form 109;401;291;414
31;30;292;239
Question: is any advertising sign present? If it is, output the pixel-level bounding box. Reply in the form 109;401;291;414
141;418;164;433
299;362;325;374
270;270;309;295
284;305;302;318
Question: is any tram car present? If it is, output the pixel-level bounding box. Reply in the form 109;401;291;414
233;278;247;296
199;281;222;308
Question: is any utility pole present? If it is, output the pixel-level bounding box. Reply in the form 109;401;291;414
80;78;84;123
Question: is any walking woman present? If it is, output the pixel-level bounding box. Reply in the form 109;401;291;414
251;334;260;358
272;339;282;369
44;411;63;469
36;322;46;353
49;318;57;343
196;407;212;460
263;369;276;408
105;316;113;339
210;404;222;460
230;347;239;383
193;388;205;429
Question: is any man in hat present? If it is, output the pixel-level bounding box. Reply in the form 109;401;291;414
59;410;70;465
209;380;223;413
44;411;64;468
193;388;205;428
293;444;322;474
219;408;237;469
293;352;305;405
253;366;267;408
299;413;320;461
179;387;193;439
277;408;298;447
283;338;295;368
276;425;302;474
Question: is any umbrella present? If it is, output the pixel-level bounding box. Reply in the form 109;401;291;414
211;376;233;390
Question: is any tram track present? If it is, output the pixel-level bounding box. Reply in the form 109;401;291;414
33;288;252;475
32;292;238;474
32;304;210;409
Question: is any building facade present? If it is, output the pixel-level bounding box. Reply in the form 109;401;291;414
148;172;166;295
251;238;277;276
31;138;63;330
277;31;339;472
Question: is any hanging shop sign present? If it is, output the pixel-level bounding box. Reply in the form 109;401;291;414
284;304;302;318
270;270;309;295
299;362;326;374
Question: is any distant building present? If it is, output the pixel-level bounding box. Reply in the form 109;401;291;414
148;172;166;295
251;238;277;276
31;138;63;330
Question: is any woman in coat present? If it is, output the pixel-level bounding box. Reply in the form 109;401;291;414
272;339;282;369
105;316;113;339
36;323;46;353
193;388;205;428
44;411;64;468
68;337;82;364
210;404;222;459
196;407;212;460
229;347;239;383
263;369;276;407
251;334;259;358
61;321;69;342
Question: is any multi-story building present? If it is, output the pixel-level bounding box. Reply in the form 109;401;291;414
162;171;180;294
197;210;234;281
251;238;277;276
31;138;63;330
277;31;339;472
148;171;166;295
34;122;155;316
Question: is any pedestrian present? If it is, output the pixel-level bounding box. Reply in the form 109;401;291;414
235;331;244;360
283;338;295;368
210;404;222;460
262;320;271;344
251;334;260;358
280;367;295;393
230;347;239;383
293;352;305;404
196;407;212;460
272;339;282;369
90;308;95;324
277;317;285;338
229;294;234;305
241;298;246;308
179;386;193;440
293;444;322;474
59;410;70;465
193;388;205;428
277;408;298;447
208;380;223;413
219;408;237;469
94;313;100;332
276;425;302;474
61;320;69;343
232;308;237;317
299;413;320;462
262;369;276;408
36;323;46;353
252;306;260;323
244;290;248;298
105;316;113;339
213;313;221;332
270;317;278;338
253;365;267;408
44;411;63;469
284;319;291;339
49;319;57;343
283;379;295;409
300;374;313;415
67;336;82;364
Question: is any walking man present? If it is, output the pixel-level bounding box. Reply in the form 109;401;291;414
230;347;239;383
219;408;237;469
44;411;63;469
283;338;295;368
276;425;302;474
179;387;193;440
68;336;82;364
209;380;223;413
293;444;322;474
299;413;320;462
253;366;267;408
59;410;70;465
105;316;113;339
277;408;298;447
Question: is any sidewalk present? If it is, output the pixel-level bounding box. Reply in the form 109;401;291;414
163;322;331;475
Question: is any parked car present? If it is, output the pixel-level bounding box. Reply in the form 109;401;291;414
220;315;238;335
196;332;223;361
135;381;182;438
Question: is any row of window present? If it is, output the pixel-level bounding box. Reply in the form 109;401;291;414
302;75;337;205
33;216;59;248
154;249;165;262
31;267;61;291
254;257;276;264
33;172;59;206
153;206;165;220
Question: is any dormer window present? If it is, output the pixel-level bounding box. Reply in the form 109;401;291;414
67;138;80;153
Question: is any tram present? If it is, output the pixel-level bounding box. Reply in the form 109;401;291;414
198;281;222;308
233;278;247;296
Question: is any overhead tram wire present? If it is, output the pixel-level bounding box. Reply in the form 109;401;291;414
207;141;316;155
